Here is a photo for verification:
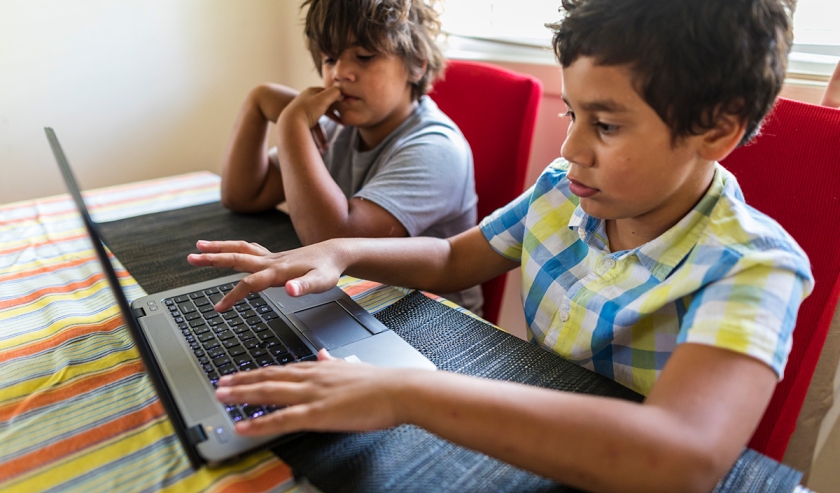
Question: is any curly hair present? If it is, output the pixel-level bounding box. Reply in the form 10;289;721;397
549;0;796;146
302;0;446;101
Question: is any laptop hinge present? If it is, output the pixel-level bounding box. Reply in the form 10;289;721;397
132;306;146;318
186;424;208;446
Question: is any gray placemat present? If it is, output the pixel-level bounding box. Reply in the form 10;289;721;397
98;201;300;294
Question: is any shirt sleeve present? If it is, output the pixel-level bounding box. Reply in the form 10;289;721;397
478;186;535;262
353;130;474;237
679;249;814;379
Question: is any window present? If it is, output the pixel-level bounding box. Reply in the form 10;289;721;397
441;0;840;80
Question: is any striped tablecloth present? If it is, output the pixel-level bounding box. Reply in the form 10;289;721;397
0;172;414;493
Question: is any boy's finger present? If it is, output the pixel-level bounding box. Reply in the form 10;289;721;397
187;252;266;272
196;240;269;256
216;270;278;310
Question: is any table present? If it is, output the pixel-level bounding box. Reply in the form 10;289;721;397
0;172;810;493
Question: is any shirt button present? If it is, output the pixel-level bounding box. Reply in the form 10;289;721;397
559;311;570;322
604;258;616;269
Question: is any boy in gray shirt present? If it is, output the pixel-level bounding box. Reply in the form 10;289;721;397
222;0;481;312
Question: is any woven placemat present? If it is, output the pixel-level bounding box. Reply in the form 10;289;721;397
98;201;300;294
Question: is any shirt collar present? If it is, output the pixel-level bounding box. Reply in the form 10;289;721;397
566;164;727;281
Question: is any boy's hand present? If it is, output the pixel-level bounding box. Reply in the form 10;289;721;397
186;239;348;311
281;86;344;130
214;349;415;436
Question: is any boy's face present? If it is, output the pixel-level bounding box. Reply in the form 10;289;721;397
560;57;715;228
321;44;415;143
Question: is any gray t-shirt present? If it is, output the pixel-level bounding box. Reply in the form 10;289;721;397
271;96;483;314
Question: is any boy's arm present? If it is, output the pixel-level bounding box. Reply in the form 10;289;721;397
216;341;775;493
275;88;409;245
187;226;519;312
221;83;298;213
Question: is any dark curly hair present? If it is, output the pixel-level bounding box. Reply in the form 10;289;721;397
302;0;446;101
549;0;796;146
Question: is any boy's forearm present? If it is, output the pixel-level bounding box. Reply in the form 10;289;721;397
222;85;296;212
275;116;361;244
394;371;723;493
332;236;455;292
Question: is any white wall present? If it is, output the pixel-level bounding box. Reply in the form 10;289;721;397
0;0;320;205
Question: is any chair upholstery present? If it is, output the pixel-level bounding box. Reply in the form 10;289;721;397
720;97;840;460
429;60;542;324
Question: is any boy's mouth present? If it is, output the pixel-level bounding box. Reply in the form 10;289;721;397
340;92;360;103
568;178;599;198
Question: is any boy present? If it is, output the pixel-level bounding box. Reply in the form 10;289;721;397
222;0;481;311
188;0;812;491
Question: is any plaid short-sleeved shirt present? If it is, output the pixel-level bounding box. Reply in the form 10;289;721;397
480;159;813;395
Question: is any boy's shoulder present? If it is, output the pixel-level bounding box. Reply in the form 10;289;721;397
697;164;810;272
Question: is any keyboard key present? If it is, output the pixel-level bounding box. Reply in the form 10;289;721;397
228;318;244;327
179;302;197;314
185;313;201;321
275;352;294;365
209;348;226;359
242;405;264;418
204;288;219;295
203;340;220;351
174;295;190;304
214;356;232;368
235;355;253;367
194;297;211;307
199;304;215;313
189;291;204;299
229;346;246;357
223;339;241;349
220;366;238;376
257;355;276;366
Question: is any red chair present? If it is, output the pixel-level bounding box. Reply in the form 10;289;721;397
429;60;542;324
720;97;840;460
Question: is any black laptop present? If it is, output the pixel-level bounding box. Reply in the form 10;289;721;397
45;127;436;468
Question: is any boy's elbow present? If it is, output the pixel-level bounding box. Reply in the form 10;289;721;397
658;442;733;493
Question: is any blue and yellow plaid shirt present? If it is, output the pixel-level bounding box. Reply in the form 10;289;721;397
480;159;813;395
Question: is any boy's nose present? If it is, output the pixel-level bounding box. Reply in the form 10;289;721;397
560;122;594;167
333;58;356;82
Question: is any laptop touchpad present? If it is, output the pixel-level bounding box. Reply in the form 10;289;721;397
294;302;372;350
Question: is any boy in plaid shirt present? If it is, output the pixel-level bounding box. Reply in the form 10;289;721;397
190;0;812;490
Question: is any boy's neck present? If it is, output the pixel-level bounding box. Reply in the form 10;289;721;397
605;164;716;252
357;99;418;152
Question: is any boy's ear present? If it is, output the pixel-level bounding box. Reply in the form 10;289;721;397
698;110;747;161
409;59;429;83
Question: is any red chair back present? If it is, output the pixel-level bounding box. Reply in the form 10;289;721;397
429;60;542;324
720;97;840;460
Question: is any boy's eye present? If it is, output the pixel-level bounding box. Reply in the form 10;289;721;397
560;110;575;122
595;121;619;134
356;54;375;62
323;57;336;65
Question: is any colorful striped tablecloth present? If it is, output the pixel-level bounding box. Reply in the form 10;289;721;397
0;172;414;493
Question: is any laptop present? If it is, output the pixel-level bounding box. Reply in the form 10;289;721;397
45;127;436;468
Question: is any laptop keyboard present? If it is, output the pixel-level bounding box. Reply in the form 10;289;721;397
163;282;316;422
